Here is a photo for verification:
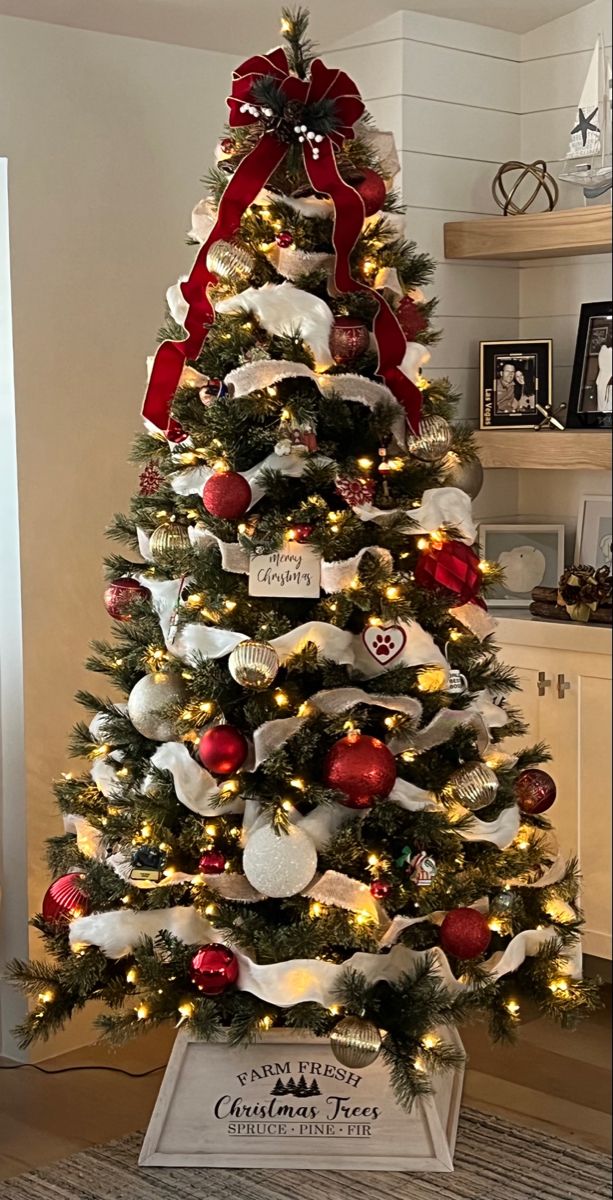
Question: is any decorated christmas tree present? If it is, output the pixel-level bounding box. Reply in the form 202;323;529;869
9;9;599;1108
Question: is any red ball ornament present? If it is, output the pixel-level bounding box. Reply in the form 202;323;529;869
198;850;227;876
166;419;189;444
220;137;237;156
203;471;252;519
397;295;428;342
190;944;239;995
323;733;397;810
330;317;370;366
103;577;150;622
292;524;313;543
353;168;387;216
515;768;557;815
276;231;294;248
370;880;392;901
415;540;482;606
42;874;90;926
197;725;249;776
440;908;492;960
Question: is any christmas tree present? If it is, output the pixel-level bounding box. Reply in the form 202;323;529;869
9;8;599;1108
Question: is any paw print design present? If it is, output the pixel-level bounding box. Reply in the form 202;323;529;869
372;632;396;659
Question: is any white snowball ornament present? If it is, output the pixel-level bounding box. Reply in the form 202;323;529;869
127;673;185;742
243;824;318;898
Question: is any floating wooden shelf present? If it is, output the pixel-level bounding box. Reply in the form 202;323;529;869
444;205;612;260
474;429;612;470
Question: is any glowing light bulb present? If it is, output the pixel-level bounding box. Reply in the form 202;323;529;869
506;1000;520;1017
417;537;430;551
126;968;138;985
357;457;373;469
135;1005;148;1021
385;585;400;601
274;691;289;708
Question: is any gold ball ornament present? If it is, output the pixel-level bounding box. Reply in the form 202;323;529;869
444;762;499;811
228;640;279;690
206;239;255;283
492;160;559;215
330;1017;382;1069
149;522;192;568
407;415;452;462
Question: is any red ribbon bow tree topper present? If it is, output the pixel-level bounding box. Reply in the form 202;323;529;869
143;47;422;439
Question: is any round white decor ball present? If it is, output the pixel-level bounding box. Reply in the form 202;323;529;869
127;673;185;742
243;824;318;898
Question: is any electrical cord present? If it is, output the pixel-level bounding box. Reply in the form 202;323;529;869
0;1062;165;1077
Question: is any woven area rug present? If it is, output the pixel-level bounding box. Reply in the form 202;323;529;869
1;1109;610;1200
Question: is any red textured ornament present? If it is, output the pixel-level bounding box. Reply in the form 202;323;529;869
323;734;397;810
397;295;428;342
166;420;189;444
197;725;249;776
220;137;237;156
103;577;150;622
198;850;227;876
276;231;294;248
190;944;239;995
440;908;492;960
139;462;165;496
335;476;376;507
370;880;392;901
415;540;482;605
203;471;252;519
330;317;370;366
42;873;90;926
353;168;387;217
515;768;557;815
292;524;314;544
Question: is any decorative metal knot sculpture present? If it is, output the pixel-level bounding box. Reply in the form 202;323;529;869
492;160;559;215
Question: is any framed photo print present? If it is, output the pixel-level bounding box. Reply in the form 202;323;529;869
567;302;612;428
480;340;553;429
575;495;612;570
479;524;565;607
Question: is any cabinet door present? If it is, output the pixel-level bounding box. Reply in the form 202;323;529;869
575;664;612;959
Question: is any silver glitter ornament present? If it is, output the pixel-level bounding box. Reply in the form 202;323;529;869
127;672;185;742
206;239;255;283
228;640;279;690
444;762;499;811
407;415;452;462
442;452;484;499
330;1017;382;1069
242;824;318;898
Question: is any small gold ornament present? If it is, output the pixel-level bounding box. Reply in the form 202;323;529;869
228;640;279;690
206;239;255;283
330;1016;382;1069
444;762;499;811
407;415;452;462
149;523;192;567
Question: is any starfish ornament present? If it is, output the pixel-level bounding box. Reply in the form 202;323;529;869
571;106;600;147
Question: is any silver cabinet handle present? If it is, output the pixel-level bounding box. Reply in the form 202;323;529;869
557;674;571;700
537;672;551;697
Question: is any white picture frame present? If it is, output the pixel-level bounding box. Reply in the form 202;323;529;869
479;524;566;608
574;495;612;571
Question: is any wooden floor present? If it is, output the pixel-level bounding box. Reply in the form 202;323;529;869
0;994;611;1181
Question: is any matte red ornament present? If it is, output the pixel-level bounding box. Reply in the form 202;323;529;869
190;944;239;995
198;850;227;876
42;874;90;925
203;471;252;519
197;725;249;776
138;462;165;496
515;768;557;815
353;168;387;216
103;577;150;622
292;524;314;543
370;880;392;901
415;540;482;605
323;733;397;809
276;231;294;248
440;908;492;960
397;295;428;342
330;317;370;366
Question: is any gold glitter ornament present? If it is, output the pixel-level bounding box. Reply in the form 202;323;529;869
228;640;279;690
330;1016;382;1069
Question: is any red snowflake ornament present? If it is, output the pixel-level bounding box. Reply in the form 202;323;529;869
335;477;376;507
139;462;165;496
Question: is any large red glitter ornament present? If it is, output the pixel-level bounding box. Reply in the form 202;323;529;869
515;769;557;815
323;733;397;809
415;540;482;605
198;850;227;876
330;317;370;366
103;577;150;622
197;725;248;776
42;874;90;926
397;295;428;342
203;471;252;519
440;908;492;960
190;944;239;995
353;168;387;216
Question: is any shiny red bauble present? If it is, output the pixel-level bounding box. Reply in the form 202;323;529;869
370;880;392;901
197;725;248;776
397;295;428;341
323;734;397;809
415;540;482;605
42;874;90;925
515;768;557;815
353;168;387;216
330;317;370;366
276;231;294;248
166;419;189;444
198;850;227;876
103;577;150;622
293;524;314;544
203;471;252;519
220;137;237;156
440;908;492;960
190;944;239;995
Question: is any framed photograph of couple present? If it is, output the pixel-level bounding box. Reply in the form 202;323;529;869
566;302;612;429
480;339;553;429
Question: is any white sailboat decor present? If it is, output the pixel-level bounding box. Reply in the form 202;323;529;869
560;35;612;199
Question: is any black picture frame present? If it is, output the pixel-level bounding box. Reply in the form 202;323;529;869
479;339;553;430
566;302;612;429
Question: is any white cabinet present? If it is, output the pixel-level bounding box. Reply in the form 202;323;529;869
496;616;612;960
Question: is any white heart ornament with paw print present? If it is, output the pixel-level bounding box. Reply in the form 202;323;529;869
362;624;407;666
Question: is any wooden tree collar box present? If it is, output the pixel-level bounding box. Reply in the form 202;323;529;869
140;1029;465;1171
